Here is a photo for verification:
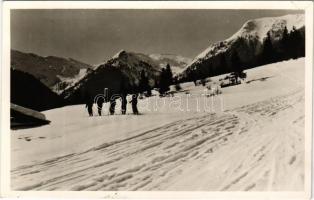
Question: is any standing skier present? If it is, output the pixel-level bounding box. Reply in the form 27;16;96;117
121;93;127;115
130;93;139;115
85;92;94;117
96;97;104;116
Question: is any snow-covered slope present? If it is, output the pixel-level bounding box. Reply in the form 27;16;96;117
180;14;305;81
54;68;94;93
11;58;305;191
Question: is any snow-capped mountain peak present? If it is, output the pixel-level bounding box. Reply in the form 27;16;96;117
112;49;127;60
179;14;305;81
195;14;305;63
227;14;305;42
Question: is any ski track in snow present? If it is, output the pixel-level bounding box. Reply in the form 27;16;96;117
11;89;304;191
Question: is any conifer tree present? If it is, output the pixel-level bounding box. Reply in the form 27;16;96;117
139;69;151;96
261;31;276;64
231;51;243;83
281;26;290;59
289;26;304;59
165;64;173;87
158;64;173;95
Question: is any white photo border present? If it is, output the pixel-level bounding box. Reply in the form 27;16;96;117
1;1;313;199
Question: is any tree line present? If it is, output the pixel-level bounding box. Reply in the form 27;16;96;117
261;26;305;65
138;63;174;97
181;26;305;83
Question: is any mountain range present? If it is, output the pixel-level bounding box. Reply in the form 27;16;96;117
61;50;191;104
11;14;305;110
11;50;93;93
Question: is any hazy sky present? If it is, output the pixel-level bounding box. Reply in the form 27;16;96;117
11;9;303;65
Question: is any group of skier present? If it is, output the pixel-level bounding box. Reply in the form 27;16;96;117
84;64;173;117
85;93;139;117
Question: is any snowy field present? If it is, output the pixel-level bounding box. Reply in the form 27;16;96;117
11;58;305;191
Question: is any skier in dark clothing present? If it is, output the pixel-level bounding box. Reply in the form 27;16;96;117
109;99;116;115
86;103;93;116
121;93;127;115
130;93;139;115
96;97;104;116
85;92;94;117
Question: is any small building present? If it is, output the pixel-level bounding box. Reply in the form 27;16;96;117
11;103;50;129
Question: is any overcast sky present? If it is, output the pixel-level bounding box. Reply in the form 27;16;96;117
11;9;303;65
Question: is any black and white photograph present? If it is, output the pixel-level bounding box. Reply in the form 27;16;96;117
1;1;313;198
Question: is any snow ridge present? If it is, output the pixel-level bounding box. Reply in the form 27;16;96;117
227;14;304;42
